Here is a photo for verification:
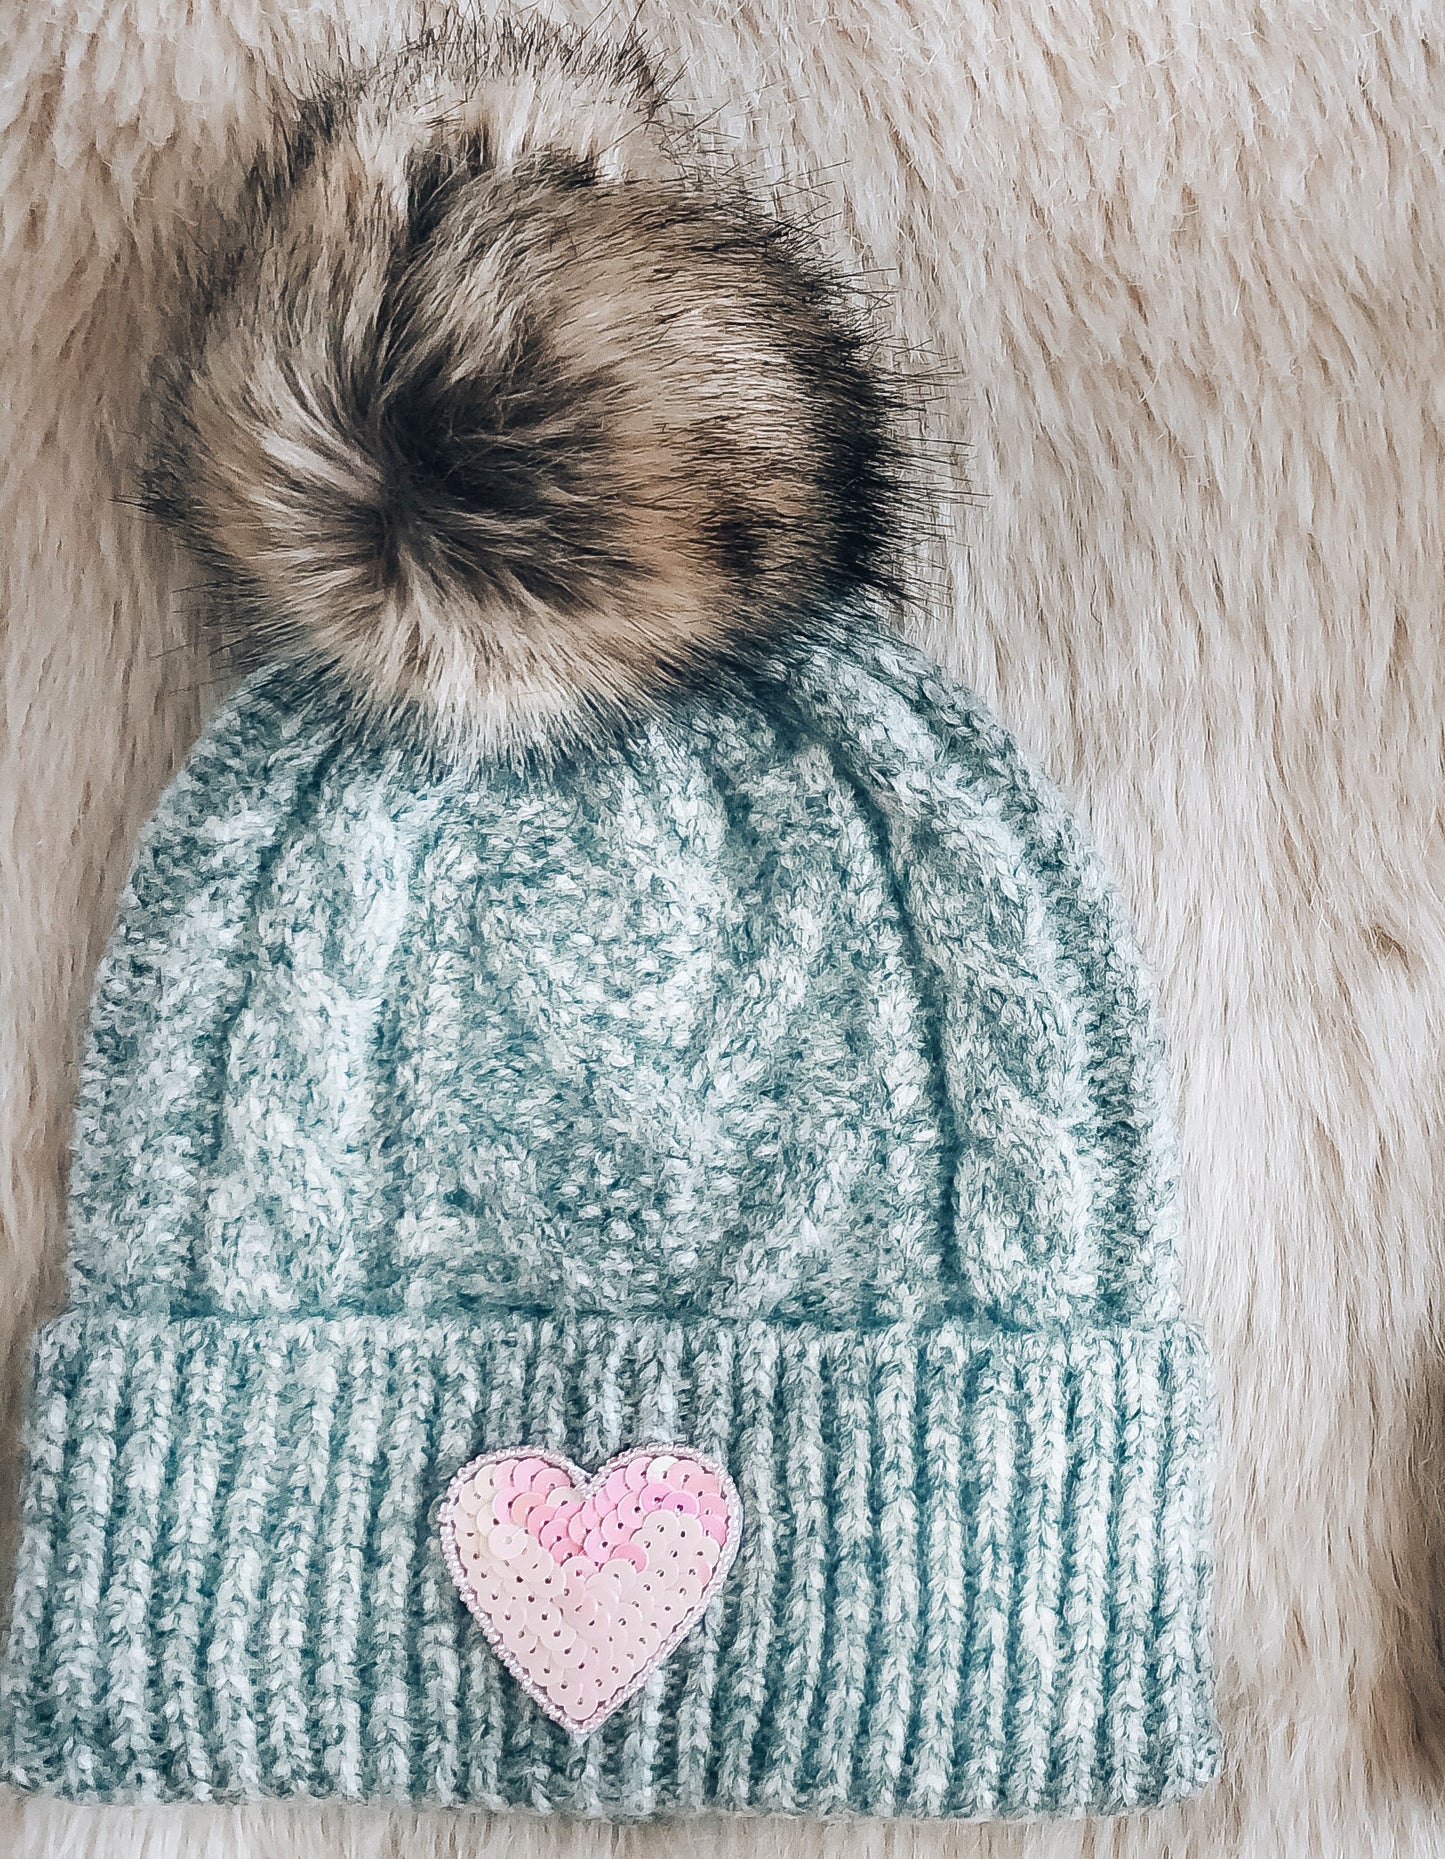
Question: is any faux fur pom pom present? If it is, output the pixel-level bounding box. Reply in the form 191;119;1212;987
143;22;909;756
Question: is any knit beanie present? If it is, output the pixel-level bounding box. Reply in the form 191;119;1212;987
0;22;1220;1819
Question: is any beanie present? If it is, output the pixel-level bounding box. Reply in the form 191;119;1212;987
0;21;1220;1820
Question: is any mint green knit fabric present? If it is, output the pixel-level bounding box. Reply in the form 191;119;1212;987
0;625;1219;1815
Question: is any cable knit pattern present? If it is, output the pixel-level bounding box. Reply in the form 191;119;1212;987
0;625;1220;1815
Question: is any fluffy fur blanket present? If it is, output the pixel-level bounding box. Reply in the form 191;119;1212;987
3;2;1443;1855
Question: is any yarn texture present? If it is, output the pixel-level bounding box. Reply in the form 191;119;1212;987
0;625;1220;1816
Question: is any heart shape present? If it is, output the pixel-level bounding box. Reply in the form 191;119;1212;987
438;1444;743;1736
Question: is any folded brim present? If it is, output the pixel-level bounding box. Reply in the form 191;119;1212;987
0;1307;1220;1818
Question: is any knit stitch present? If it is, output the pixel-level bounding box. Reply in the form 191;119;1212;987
0;624;1220;1815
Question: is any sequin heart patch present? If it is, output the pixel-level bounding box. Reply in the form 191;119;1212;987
438;1445;742;1737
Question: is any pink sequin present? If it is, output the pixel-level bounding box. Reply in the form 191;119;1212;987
439;1444;742;1738
538;1517;570;1556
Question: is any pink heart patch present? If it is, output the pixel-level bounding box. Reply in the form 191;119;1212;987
438;1444;743;1737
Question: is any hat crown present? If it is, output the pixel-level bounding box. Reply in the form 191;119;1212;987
65;632;1179;1336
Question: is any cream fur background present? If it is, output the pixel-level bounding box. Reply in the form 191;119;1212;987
4;1;1444;1855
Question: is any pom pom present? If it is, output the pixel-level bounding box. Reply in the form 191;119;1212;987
144;22;909;756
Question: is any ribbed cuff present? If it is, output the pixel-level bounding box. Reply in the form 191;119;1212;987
0;1307;1220;1818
